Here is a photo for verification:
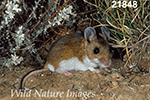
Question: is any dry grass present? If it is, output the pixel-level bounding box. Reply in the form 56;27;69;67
85;0;150;68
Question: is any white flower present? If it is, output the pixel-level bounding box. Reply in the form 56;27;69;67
11;53;19;62
6;1;13;10
13;0;20;3
3;0;22;25
14;26;25;46
12;4;21;12
53;16;62;25
51;5;76;26
4;15;10;24
5;10;15;19
19;34;25;40
17;26;23;34
5;1;21;12
11;53;23;65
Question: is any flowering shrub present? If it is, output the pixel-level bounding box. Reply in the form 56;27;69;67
0;0;21;29
0;0;76;67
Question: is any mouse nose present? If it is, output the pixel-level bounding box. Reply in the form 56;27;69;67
100;58;111;67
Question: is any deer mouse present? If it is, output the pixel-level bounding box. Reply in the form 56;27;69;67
20;26;111;90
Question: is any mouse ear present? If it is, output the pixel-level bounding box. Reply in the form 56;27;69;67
84;27;97;43
101;26;110;41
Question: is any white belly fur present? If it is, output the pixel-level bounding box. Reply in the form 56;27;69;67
48;56;99;72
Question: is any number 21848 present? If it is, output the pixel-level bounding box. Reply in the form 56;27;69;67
112;1;138;8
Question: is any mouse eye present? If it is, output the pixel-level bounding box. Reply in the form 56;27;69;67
94;47;100;54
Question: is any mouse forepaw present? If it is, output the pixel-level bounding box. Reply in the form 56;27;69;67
93;69;100;73
89;66;100;73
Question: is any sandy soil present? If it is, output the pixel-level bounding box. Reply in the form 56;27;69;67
0;58;150;100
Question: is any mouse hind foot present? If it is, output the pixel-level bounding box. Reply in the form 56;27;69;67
56;68;72;76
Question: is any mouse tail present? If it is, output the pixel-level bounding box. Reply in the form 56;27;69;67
20;68;48;91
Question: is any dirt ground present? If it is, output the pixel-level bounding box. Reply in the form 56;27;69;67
0;57;150;100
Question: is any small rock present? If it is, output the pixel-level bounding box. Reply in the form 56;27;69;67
112;81;118;86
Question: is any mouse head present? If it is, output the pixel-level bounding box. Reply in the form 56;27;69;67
84;27;111;68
